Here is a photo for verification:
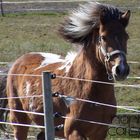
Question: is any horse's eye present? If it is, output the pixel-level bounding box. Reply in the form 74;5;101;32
101;36;106;41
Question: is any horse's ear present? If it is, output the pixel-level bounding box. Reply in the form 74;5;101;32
120;10;131;27
100;8;108;25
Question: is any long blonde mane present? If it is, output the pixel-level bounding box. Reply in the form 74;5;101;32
59;2;122;45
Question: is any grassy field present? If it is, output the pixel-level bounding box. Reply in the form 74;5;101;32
0;0;140;139
0;13;72;61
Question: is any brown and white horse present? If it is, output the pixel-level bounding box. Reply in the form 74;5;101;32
2;2;131;140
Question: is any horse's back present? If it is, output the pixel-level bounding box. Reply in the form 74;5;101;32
6;52;64;107
9;52;64;74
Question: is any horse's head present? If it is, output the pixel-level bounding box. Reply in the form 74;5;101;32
59;2;131;81
97;8;130;81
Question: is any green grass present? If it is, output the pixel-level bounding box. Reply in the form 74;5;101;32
0;12;71;61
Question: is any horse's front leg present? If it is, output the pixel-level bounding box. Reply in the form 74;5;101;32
64;117;87;140
13;125;29;140
67;130;87;140
88;126;108;140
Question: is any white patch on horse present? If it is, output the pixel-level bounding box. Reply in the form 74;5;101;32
58;52;77;72
28;82;40;111
33;52;77;73
34;52;64;70
29;97;35;112
34;81;39;87
25;81;31;96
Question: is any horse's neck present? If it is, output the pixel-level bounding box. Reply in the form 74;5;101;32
69;49;108;81
65;49;114;101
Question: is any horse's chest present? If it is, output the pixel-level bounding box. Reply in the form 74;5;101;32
78;102;116;123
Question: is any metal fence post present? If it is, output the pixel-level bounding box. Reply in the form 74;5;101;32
42;72;55;140
0;0;4;17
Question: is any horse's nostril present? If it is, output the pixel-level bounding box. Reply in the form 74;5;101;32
115;65;121;75
115;64;130;77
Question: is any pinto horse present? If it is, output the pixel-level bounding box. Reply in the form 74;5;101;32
2;2;131;140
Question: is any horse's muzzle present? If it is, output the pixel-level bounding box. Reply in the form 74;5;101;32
112;63;130;81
